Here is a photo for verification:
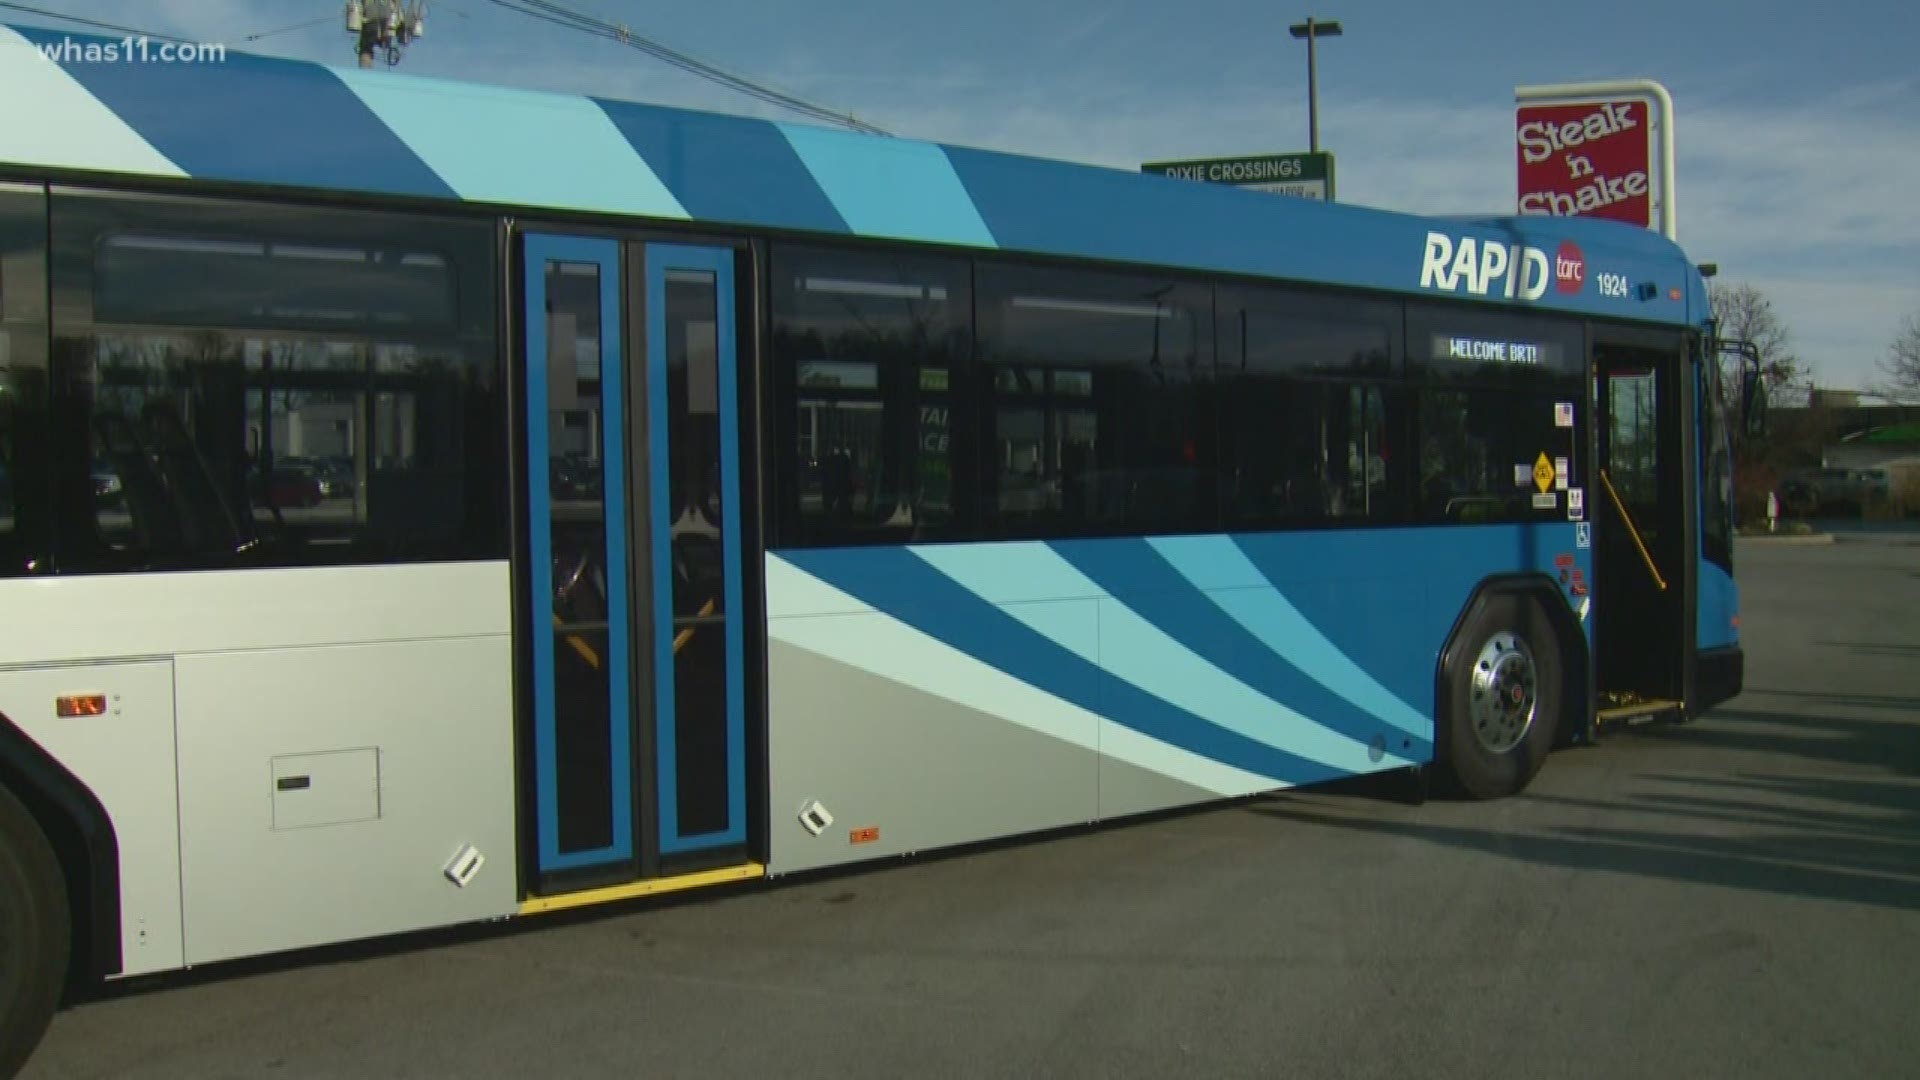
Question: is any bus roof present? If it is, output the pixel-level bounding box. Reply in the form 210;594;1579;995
0;23;1708;327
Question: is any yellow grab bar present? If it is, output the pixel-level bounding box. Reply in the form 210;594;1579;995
1597;469;1667;592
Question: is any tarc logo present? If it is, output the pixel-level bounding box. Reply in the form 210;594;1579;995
1554;241;1585;295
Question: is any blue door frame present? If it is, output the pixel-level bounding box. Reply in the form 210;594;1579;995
646;243;748;857
524;233;635;875
523;234;746;883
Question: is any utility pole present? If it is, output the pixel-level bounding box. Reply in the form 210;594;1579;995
1287;17;1343;153
346;0;427;68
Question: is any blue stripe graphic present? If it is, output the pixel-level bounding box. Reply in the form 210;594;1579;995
1146;536;1432;739
912;541;1408;772
10;27;453;199
596;100;849;234
782;547;1345;786
1056;540;1429;751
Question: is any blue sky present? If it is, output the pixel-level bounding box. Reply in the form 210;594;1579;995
16;0;1920;390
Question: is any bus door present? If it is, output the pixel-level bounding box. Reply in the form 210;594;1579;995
519;233;751;895
1591;329;1691;718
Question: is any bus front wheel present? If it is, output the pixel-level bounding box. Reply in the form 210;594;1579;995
0;783;69;1077
1440;593;1564;799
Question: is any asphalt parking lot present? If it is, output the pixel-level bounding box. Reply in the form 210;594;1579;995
23;533;1920;1079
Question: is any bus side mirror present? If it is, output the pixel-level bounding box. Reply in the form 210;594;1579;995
1718;337;1768;443
1740;367;1768;439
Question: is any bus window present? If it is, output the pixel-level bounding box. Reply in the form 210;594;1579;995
1606;369;1661;510
1407;304;1585;524
1217;287;1405;528
48;192;505;572
976;262;1213;537
771;244;970;545
1701;349;1735;571
0;186;48;576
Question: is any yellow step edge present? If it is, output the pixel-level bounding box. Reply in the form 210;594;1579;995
519;862;765;916
1596;699;1683;723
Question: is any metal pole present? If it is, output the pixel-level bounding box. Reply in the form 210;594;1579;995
1305;18;1319;152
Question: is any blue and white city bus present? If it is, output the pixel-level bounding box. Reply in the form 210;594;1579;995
0;24;1741;1070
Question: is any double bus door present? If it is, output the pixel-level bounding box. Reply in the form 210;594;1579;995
520;233;749;893
1592;329;1690;714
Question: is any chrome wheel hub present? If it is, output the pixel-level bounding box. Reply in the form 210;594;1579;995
1469;631;1537;754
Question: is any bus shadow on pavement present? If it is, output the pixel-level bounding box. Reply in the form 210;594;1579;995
1248;703;1920;911
1249;784;1920;911
1635;702;1920;777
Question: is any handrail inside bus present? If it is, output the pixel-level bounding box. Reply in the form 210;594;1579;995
672;598;719;653
1598;468;1668;592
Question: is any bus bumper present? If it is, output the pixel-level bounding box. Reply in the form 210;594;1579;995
1694;645;1745;716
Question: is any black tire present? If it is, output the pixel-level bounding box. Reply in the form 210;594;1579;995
0;784;68;1078
1440;593;1565;800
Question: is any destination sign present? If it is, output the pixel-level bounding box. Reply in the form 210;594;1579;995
1431;334;1564;367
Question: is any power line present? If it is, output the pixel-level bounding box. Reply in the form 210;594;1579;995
3;0;886;136
479;0;889;136
492;0;883;132
243;16;335;43
0;1;189;42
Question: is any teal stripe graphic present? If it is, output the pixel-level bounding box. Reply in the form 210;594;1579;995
336;70;687;218
910;543;1408;773
1148;535;1431;738
779;123;996;248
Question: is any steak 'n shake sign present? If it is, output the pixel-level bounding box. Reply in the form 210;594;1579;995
1515;97;1657;230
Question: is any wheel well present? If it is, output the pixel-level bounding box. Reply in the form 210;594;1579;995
0;713;121;988
1434;573;1592;757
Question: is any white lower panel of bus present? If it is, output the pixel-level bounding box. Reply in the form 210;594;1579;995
0;563;521;974
0;661;184;976
174;633;518;965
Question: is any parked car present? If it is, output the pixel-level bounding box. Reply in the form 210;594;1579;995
1780;467;1887;514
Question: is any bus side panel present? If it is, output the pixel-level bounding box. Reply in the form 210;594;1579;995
765;559;1101;875
766;524;1587;876
0;563;521;970
1697;563;1739;650
0;658;182;976
172;571;519;966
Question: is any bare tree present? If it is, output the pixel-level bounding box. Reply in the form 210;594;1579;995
1709;281;1804;465
1878;313;1920;399
1710;281;1800;392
